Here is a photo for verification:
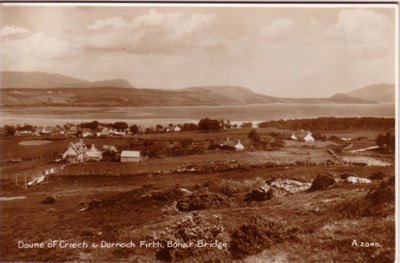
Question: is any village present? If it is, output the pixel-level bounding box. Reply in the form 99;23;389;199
0;117;395;263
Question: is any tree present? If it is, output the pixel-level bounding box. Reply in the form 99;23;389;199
271;137;285;149
5;125;16;136
80;120;100;130
180;139;193;156
376;132;395;150
241;122;253;129
156;124;164;132
248;129;261;143
113;122;128;131
129;125;139;134
182;123;198;131
198;118;222;131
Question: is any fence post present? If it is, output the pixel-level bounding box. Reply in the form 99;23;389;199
15;174;18;185
24;177;27;189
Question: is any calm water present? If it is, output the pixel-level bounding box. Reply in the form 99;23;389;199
0;103;395;127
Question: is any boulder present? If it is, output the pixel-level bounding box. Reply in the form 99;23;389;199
346;176;372;184
309;174;336;191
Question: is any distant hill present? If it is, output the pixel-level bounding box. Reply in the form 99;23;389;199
0;71;90;89
0;86;278;107
0;71;134;89
0;71;393;107
346;84;395;103
327;93;376;104
0;71;279;106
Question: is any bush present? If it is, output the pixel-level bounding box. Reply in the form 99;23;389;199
176;192;232;212
309;174;336;191
155;213;226;262
335;177;395;218
369;171;387;180
229;215;299;259
366;176;395;205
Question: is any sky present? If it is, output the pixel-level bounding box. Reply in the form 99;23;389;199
0;4;397;97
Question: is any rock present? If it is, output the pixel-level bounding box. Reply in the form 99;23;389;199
339;173;356;180
346;176;372;184
180;188;193;195
41;196;56;204
244;185;272;202
309;174;336;191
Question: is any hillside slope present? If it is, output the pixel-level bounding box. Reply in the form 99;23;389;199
346;84;395;103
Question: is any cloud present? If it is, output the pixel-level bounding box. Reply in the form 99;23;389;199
84;9;215;54
0;25;30;38
1;31;74;72
260;18;294;40
88;16;129;31
325;9;394;46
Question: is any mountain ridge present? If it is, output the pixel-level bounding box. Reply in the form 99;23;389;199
0;71;395;106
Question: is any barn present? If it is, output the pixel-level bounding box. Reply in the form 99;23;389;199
120;151;141;163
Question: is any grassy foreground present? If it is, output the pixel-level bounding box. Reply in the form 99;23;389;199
0;164;395;262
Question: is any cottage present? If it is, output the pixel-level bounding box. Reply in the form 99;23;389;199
41;127;52;135
62;140;87;163
109;129;126;136
120;151;141;163
234;140;245;151
84;144;102;162
304;131;315;143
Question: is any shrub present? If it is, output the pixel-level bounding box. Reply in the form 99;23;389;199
155;213;226;262
229;215;299;259
309;174;336;191
335;177;395;218
369;171;387;180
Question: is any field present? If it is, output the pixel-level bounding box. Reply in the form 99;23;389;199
0;128;396;262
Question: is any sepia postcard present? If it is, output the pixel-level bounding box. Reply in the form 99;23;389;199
0;2;398;262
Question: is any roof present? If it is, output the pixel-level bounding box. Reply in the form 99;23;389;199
85;151;102;158
121;151;140;158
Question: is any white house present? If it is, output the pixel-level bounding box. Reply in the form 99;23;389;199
120;151;141;163
84;144;102;162
304;131;315;143
290;133;298;141
62;140;87;163
234;140;245;151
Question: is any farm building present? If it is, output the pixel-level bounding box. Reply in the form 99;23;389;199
234;140;245;151
62;140;88;163
290;131;315;142
304;131;315;143
120;151;141;163
217;138;245;151
102;145;118;153
84;144;102;162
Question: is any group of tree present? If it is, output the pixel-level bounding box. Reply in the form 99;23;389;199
375;132;395;151
258;117;395;131
198;118;223;131
248;129;285;150
79;121;129;132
